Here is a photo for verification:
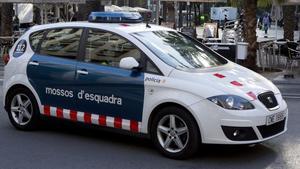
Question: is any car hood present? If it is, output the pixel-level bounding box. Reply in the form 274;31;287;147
168;62;280;101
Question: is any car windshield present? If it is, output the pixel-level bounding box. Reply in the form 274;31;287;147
133;31;227;70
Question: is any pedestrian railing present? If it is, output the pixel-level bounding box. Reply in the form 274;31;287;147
257;40;300;73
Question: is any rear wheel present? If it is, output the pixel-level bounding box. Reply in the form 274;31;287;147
151;106;200;159
6;88;40;130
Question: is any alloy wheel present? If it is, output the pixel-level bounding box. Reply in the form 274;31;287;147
10;94;33;126
157;114;189;153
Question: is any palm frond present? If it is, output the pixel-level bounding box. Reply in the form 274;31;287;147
258;0;286;7
257;0;272;7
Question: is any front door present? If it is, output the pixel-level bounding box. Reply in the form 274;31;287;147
73;28;145;129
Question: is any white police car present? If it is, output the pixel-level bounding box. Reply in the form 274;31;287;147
3;12;288;159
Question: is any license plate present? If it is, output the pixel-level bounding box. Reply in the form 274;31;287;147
266;111;286;126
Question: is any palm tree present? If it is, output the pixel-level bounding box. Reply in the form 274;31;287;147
33;5;41;25
259;0;296;41
0;3;13;36
243;0;258;70
282;5;296;41
231;0;292;71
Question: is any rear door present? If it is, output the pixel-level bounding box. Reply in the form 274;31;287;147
27;28;83;110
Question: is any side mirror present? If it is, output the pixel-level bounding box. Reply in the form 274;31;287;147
119;57;140;70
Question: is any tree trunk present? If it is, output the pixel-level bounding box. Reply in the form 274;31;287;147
0;3;13;36
283;5;296;41
193;3;198;26
33;5;41;25
77;0;102;21
162;1;167;21
196;4;201;26
0;5;2;34
178;2;183;28
244;0;258;71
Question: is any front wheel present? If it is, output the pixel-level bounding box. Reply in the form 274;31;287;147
151;106;201;159
6;88;40;130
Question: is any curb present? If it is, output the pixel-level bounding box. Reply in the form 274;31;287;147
283;95;300;99
273;80;300;85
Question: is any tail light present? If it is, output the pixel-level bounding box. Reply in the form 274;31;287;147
3;53;10;65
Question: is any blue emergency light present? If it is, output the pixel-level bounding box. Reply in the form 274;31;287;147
88;12;143;23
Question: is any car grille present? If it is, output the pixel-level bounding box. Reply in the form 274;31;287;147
258;92;279;110
257;118;286;138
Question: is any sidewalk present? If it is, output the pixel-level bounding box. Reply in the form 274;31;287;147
257;25;300;42
261;68;300;98
196;25;300;85
261;68;300;85
257;26;300;85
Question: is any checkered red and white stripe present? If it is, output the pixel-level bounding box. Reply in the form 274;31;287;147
41;105;141;133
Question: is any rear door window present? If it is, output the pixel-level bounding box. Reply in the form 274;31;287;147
39;28;83;60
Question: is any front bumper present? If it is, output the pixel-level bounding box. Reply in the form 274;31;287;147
189;98;288;144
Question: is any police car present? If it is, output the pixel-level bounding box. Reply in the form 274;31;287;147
3;12;288;159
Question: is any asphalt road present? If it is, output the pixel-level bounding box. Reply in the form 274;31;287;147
0;87;299;169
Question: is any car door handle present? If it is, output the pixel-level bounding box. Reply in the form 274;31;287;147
77;69;89;75
28;61;39;66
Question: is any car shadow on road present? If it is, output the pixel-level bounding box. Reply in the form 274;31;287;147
39;117;153;147
35;117;281;169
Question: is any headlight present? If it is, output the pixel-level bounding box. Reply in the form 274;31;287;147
207;95;254;110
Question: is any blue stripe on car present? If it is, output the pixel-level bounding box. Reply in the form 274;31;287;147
27;54;144;121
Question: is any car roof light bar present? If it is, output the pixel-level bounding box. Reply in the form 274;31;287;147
88;12;143;23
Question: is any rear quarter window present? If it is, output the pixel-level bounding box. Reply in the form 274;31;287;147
29;31;44;52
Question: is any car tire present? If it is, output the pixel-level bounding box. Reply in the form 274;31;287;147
151;106;200;159
6;88;40;130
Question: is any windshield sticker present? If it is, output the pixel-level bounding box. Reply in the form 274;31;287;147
13;40;27;57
